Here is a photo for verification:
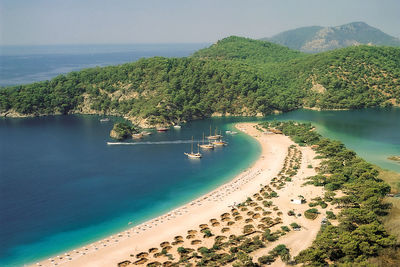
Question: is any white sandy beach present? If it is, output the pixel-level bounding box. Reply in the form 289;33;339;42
34;122;327;267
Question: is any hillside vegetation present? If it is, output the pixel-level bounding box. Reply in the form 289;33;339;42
192;36;305;63
1;36;399;126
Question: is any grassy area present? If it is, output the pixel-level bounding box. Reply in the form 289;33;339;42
376;166;400;194
382;198;400;240
376;166;400;240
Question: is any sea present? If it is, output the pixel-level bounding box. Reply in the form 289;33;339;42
0;44;400;266
0;43;209;86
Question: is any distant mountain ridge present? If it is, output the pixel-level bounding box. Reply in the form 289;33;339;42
262;22;400;53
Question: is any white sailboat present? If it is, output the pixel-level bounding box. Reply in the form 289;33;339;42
198;132;214;149
185;137;202;158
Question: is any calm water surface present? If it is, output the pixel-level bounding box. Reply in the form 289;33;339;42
1;108;399;266
269;108;400;172
0;116;260;266
0;43;209;86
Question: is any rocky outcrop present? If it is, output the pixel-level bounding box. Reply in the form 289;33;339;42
110;129;122;140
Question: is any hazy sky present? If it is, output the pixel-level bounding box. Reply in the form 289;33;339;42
1;0;399;45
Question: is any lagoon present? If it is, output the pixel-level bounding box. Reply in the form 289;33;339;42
270;108;400;173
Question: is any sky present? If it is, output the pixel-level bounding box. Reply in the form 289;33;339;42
0;0;399;45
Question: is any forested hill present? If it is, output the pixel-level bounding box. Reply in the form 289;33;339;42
192;36;305;63
1;36;399;127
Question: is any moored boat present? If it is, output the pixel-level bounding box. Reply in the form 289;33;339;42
156;127;169;132
212;139;227;146
198;133;214;150
100;118;110;122
174;125;181;129
206;126;222;140
184;152;202;158
185;137;202;158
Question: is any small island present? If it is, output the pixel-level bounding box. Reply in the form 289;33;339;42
388;156;400;163
110;122;139;140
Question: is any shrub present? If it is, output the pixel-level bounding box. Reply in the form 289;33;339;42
270;244;291;263
258;255;276;264
177;247;187;254
203;229;213;237
270;191;278;197
326;211;336;219
198;247;211;256
304;208;319;220
320;202;328;209
290;222;301;229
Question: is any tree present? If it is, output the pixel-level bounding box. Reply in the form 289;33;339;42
233;251;256;267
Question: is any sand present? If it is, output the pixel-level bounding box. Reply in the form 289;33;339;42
33;122;328;267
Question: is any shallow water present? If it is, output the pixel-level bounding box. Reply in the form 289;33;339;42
268;108;400;172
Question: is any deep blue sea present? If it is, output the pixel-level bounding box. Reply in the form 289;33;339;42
0;116;261;266
0;43;209;86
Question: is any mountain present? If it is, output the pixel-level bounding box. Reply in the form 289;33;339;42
262;22;400;53
1;36;399;126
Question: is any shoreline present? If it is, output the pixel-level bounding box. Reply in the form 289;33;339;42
33;122;323;267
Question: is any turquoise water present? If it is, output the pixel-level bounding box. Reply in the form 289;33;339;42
268;108;400;173
0;116;260;266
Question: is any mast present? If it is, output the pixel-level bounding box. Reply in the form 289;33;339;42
191;136;194;153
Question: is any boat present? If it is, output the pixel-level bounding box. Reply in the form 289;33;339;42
174;125;181;129
198;133;214;149
206;126;222;140
212;139;227;146
226;130;237;135
100;118;110;122
185;137;202;158
156;127;169;132
212;135;228;146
